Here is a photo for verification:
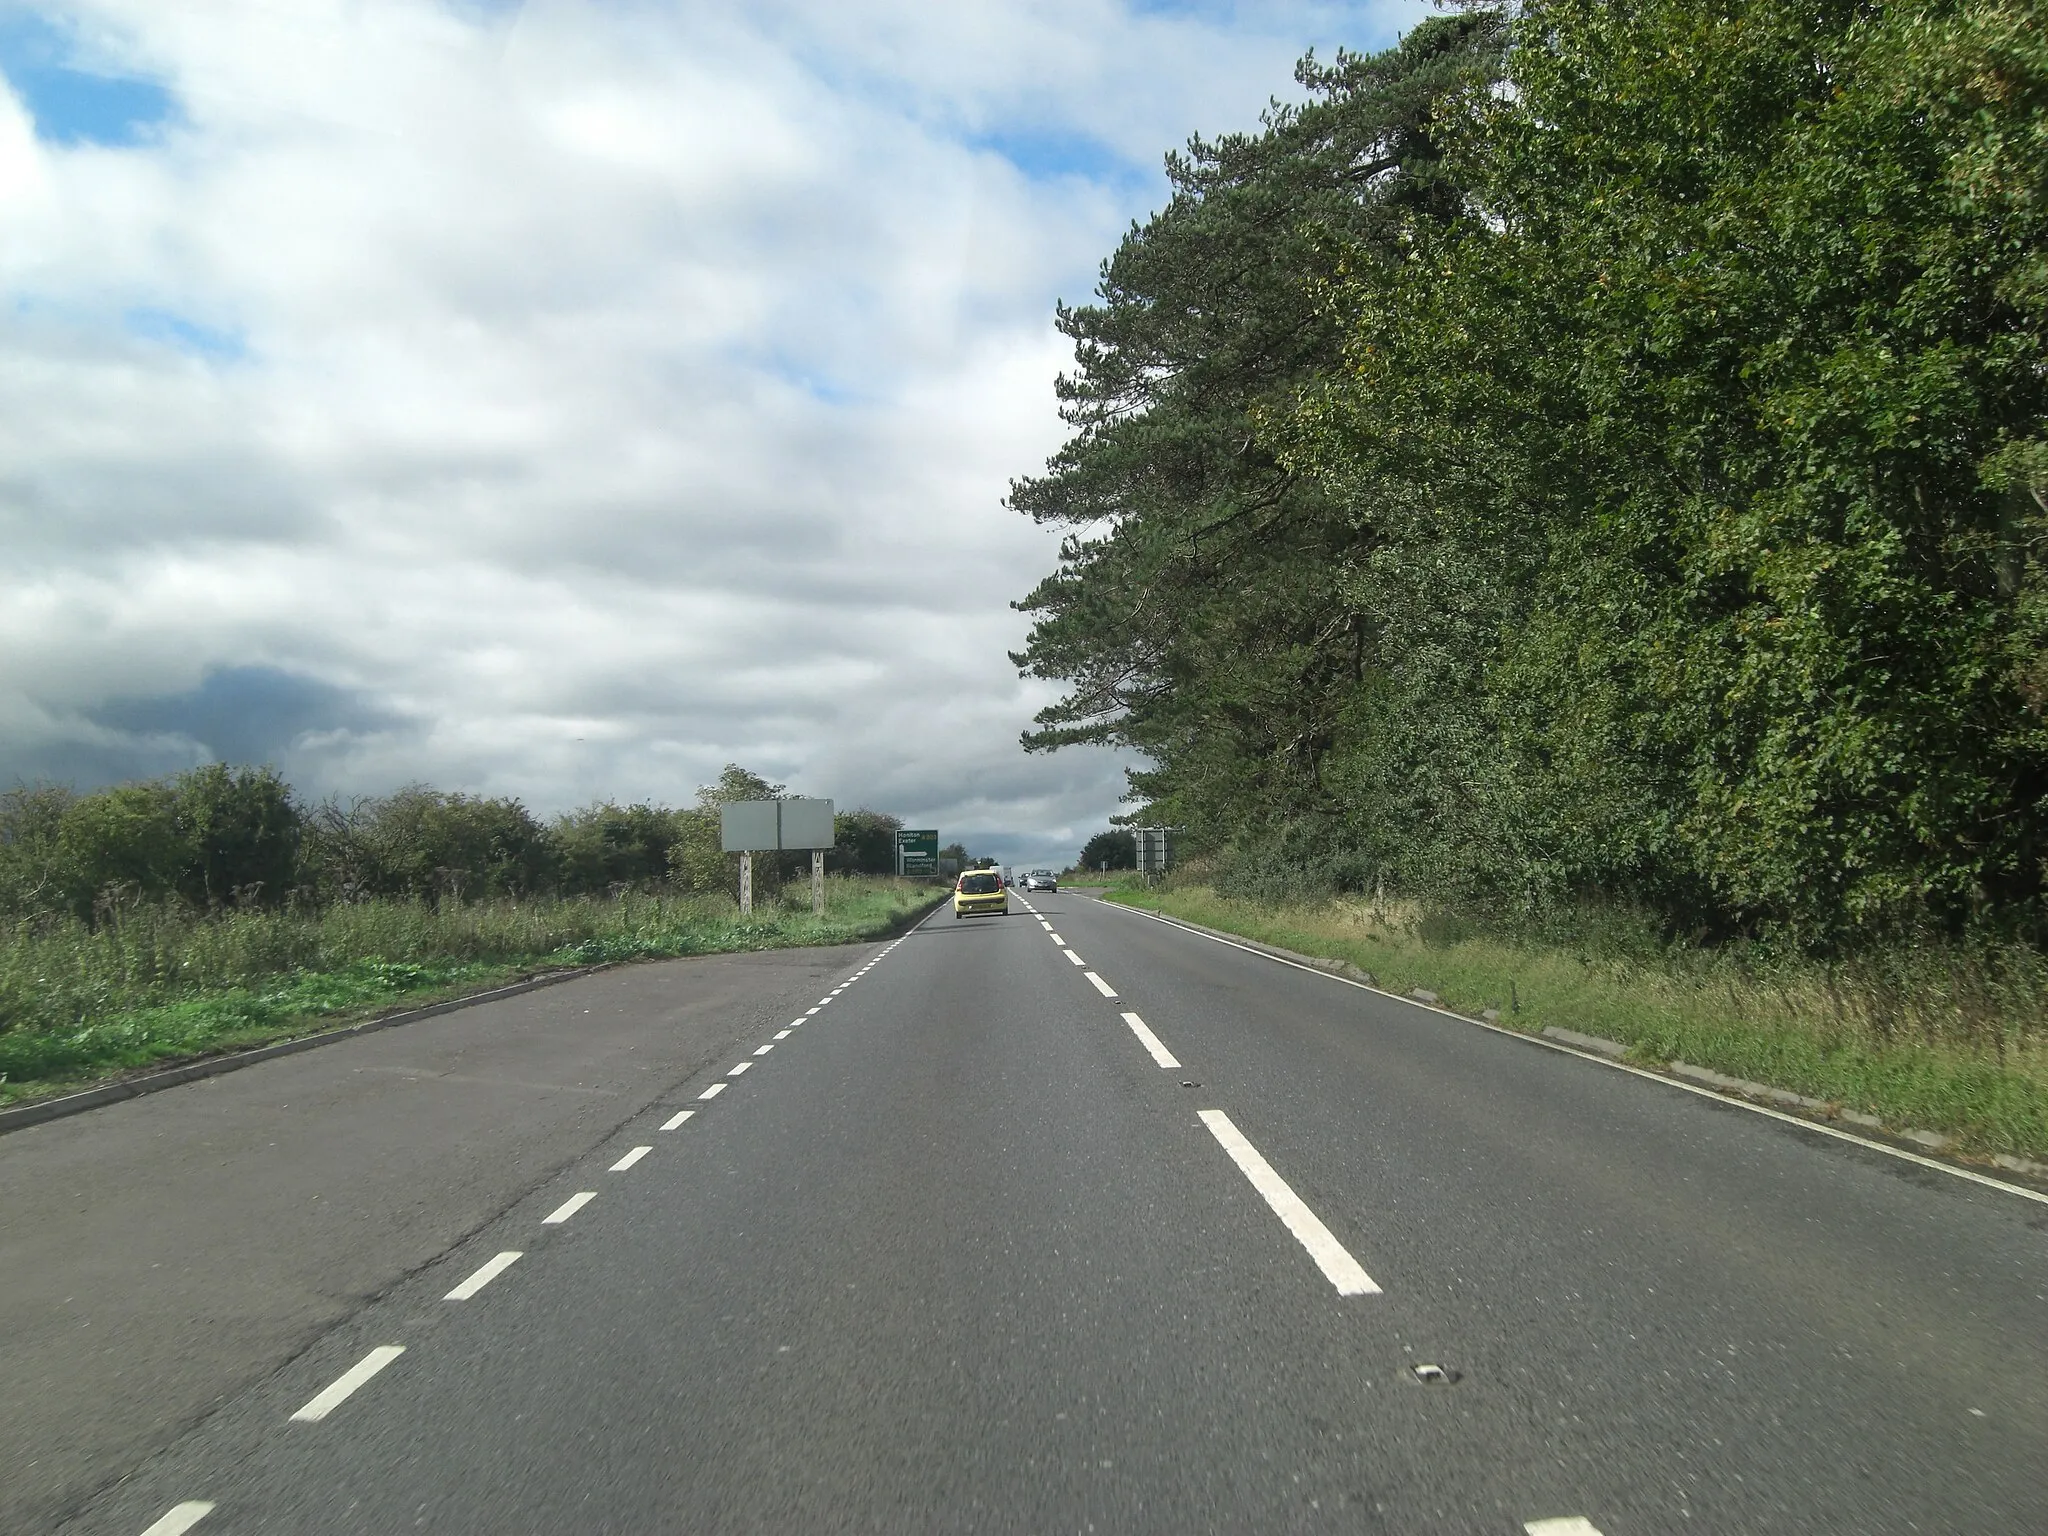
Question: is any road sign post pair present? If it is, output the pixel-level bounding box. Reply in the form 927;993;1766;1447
720;799;835;916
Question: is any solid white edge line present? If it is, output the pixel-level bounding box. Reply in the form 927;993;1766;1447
698;1082;727;1100
1120;1011;1181;1069
289;1345;405;1422
1198;1110;1379;1296
139;1501;216;1536
543;1191;595;1223
445;1250;522;1300
1525;1520;1605;1536
661;1109;695;1130
610;1145;651;1171
1085;971;1118;998
1102;900;2048;1209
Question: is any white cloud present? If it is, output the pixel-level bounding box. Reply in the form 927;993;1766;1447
0;0;1429;865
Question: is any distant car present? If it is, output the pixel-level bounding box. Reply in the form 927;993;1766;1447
953;870;1009;919
1022;870;1057;892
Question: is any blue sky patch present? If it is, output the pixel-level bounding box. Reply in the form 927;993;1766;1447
125;307;246;361
968;126;1144;186
0;11;174;146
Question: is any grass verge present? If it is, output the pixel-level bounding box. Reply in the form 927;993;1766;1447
0;879;940;1108
1106;882;2048;1164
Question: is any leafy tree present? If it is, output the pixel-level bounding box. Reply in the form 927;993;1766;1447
832;808;902;874
553;802;685;893
1079;830;1137;871
171;763;300;908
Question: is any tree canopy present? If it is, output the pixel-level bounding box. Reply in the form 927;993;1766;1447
1013;0;2048;948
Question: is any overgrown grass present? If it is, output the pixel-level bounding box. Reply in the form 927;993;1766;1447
1108;882;2048;1162
0;878;938;1105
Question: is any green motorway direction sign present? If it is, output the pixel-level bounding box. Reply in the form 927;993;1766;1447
896;828;939;876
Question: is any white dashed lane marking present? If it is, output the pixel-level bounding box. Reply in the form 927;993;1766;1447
755;1042;776;1055
1198;1110;1379;1297
1063;949;1085;966
661;1109;695;1130
139;1501;215;1536
697;1082;728;1100
543;1192;596;1224
728;1061;753;1076
1525;1521;1605;1536
806;1007;821;1015
444;1251;522;1301
290;1345;405;1423
610;1146;651;1171
1049;932;1065;944
773;1029;791;1040
1085;972;1118;998
1120;1012;1181;1069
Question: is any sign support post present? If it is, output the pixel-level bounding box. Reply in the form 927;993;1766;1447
812;849;824;916
739;851;753;915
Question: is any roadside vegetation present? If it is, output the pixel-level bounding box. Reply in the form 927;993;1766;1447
1109;877;2048;1162
1020;1;2048;1158
0;765;935;1106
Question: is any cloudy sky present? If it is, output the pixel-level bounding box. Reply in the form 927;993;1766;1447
2;0;1427;867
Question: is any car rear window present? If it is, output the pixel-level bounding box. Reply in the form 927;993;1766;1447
959;874;1000;894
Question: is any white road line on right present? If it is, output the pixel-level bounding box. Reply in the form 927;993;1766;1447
139;1502;215;1536
728;1061;753;1076
1120;1011;1181;1069
610;1146;651;1171
1063;949;1085;966
543;1191;595;1224
697;1082;728;1100
754;1042;776;1055
289;1345;405;1423
661;1109;695;1130
1104;900;2048;1209
1085;971;1118;998
445;1251;522;1300
773;1029;791;1040
1525;1520;1604;1536
1049;931;1064;943
1198;1110;1380;1297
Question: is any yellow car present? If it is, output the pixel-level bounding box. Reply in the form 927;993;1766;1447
953;870;1008;918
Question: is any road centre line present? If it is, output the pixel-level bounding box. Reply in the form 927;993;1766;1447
806;1007;821;1015
1085;972;1118;998
661;1109;695;1130
1050;932;1065;944
290;1345;405;1423
543;1192;595;1224
1525;1520;1605;1536
610;1146;651;1171
754;1042;776;1055
773;1029;791;1040
698;1082;728;1100
1198;1110;1380;1297
729;1061;753;1076
445;1251;522;1301
1063;949;1085;966
1104;900;2048;1208
139;1501;214;1536
1120;1012;1181;1070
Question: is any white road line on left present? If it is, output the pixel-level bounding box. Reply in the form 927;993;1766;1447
661;1109;695;1130
1525;1520;1605;1536
1198;1110;1380;1297
1120;1012;1181;1069
1049;932;1065;944
773;1029;791;1039
755;1041;777;1055
728;1061;753;1076
610;1146;651;1171
140;1502;215;1536
445;1251;522;1300
543;1191;596;1224
1085;972;1118;998
290;1346;405;1422
1063;949;1085;966
698;1082;728;1100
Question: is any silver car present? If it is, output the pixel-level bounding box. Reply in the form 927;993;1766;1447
1021;870;1058;892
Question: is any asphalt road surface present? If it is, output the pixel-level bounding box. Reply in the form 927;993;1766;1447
25;890;2048;1534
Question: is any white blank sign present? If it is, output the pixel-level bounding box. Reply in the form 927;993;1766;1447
719;799;835;851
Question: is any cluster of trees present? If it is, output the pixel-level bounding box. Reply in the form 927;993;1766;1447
1013;0;2048;949
0;763;907;925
